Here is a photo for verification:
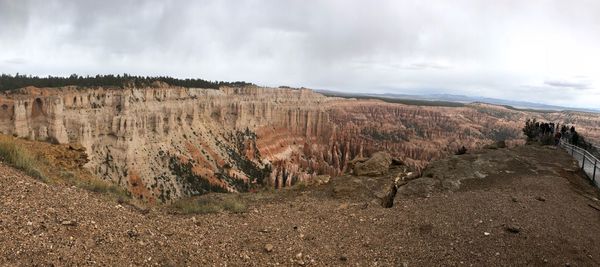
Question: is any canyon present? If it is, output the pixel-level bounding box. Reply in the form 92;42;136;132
1;84;599;202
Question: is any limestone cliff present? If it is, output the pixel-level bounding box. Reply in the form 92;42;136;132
1;85;598;202
1;86;342;202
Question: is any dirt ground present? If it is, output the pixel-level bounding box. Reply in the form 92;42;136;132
1;145;600;266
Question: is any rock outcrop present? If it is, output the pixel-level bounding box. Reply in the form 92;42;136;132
353;152;392;176
1;85;599;202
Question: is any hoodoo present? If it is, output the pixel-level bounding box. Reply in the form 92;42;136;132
1;85;599;202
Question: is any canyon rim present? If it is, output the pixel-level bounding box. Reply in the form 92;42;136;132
2;84;599;202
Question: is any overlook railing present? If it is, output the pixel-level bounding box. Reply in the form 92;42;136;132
559;139;599;187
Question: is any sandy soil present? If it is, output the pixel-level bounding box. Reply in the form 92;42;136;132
1;145;600;266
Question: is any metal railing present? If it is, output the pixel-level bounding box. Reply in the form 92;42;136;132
559;139;599;187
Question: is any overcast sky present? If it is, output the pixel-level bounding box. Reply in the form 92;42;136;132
1;0;599;108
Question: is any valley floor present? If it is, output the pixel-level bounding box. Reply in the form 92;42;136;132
1;145;600;266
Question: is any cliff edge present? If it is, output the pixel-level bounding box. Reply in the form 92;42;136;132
1;144;599;266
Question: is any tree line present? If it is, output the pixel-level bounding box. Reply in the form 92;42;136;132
0;73;254;92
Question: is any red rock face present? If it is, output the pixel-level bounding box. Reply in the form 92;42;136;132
0;86;599;202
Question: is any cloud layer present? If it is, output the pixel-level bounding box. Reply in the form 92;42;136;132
0;0;599;108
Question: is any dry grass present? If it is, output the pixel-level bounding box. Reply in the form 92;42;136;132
57;170;131;201
0;134;131;202
0;140;46;181
291;181;308;190
169;195;247;214
80;178;130;197
221;197;247;213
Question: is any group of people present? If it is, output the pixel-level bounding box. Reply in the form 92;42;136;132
560;125;579;146
523;119;579;146
542;122;579;146
538;122;567;145
538;122;556;135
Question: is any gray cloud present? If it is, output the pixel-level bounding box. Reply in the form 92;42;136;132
544;80;591;90
0;0;599;108
2;58;27;65
404;62;451;71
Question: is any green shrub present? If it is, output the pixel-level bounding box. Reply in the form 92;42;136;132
0;141;46;181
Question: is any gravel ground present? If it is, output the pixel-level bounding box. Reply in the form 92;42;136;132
1;145;600;266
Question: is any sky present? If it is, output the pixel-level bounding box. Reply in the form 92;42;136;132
1;0;599;108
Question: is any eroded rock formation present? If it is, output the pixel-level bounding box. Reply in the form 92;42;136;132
1;85;598;202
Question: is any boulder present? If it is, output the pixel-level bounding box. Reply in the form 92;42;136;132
353;152;392;176
347;156;368;170
312;175;330;185
398;177;439;197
